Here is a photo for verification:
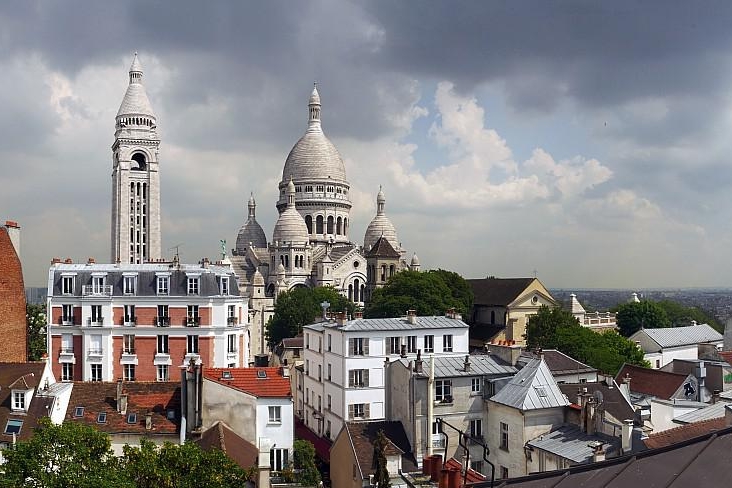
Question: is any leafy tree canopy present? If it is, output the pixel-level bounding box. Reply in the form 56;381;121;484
364;269;473;319
654;300;723;333
525;306;649;375
614;300;671;336
1;421;253;488
292;439;321;486
266;286;355;346
27;303;47;361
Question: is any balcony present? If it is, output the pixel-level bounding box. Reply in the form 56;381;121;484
123;316;137;327
87;317;104;326
61;317;75;326
227;316;238;326
156;316;170;327
186;317;200;327
121;350;137;364
59;348;75;364
82;285;113;296
88;348;103;357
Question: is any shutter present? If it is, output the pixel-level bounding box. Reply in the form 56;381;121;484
364;369;369;387
364;403;370;419
348;404;354;420
364;338;369;355
348;370;354;387
348;339;354;356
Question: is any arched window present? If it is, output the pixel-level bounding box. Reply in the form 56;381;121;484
327;216;334;234
354;279;360;302
305;215;313;234
316;215;324;234
389;265;395;277
348;284;353;301
344;218;348;235
284;255;289;269
381;265;386;282
360;284;365;302
131;153;147;171
336;217;342;235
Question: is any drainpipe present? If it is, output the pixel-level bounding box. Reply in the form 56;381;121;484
427;354;435;457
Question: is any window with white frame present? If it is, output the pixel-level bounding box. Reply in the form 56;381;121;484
327;363;332;381
157;275;169;295
348;403;369;419
61;334;73;353
471;378;482;394
348;369;369;388
348;337;368;356
61;363;73;381
62;275;74;294
268;406;282;423
123;334;135;354
124;364;135;381
227;305;237;325
89;334;102;355
4;419;22;435
187;335;199;354
187;305;199;326
443;334;453;352
157;334;169;354
388;337;401;355
469;419;482;439
435;379;452;402
187;276;199;295
500;422;509;450
12;392;25;411
124;304;135;324
220;276;229;295
227;334;237;353
157;304;169;326
91;364;102;382
406;335;417;353
327;394;332;410
270;448;288;472
157;364;169;382
90;305;103;325
91;276;105;294
327;333;332;351
123;275;136;295
424;335;434;353
62;304;73;324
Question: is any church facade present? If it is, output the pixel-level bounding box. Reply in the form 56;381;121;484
230;86;420;354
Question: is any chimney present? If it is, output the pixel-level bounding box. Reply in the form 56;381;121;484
116;379;128;415
712;389;720;404
407;310;417;325
116;378;123;406
619;373;631;401
281;366;290;378
336;311;347;326
51;257;61;265
3;220;20;258
145;412;153;430
400;344;407;359
446;307;456;319
591;442;606;462
463;355;471;372
414;349;423;373
354;310;363;319
621;419;633;454
64;258;73;264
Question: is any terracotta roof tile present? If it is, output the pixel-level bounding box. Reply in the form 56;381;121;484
444;457;486;483
65;381;180;435
345;421;417;478
197;421;258;470
205;367;291;398
615;364;689;400
0;362;48;442
643;417;727;449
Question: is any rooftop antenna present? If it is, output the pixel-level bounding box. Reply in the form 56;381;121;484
170;244;182;267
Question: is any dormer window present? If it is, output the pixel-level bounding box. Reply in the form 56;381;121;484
187;276;199;295
62;275;75;295
12;391;25;411
74;406;85;417
4;419;22;435
123;275;137;295
157;275;169;295
220;276;229;295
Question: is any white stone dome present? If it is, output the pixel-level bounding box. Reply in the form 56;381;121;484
411;253;420;266
364;186;399;251
273;179;309;244
281;85;347;183
236;194;267;251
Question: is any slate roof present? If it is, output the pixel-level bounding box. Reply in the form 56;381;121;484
365;236;400;258
615;364;689;400
281;336;304;349
0;362;48;442
526;425;621;463
50;263;240;297
196;421;258;470
673;401;731;424
490;358;569;410
522;350;597;376
405;355;517;378
65;381;180;435
631;324;723;350
305;315;469;332
345;421;418;479
468;278;535;306
473;426;732;487
205;367;291;398
643;417;727;449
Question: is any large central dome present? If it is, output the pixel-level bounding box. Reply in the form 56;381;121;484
281;85;347;184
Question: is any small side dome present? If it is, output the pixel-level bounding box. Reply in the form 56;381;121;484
364;186;399;251
235;193;267;252
273;177;309;244
410;253;420;266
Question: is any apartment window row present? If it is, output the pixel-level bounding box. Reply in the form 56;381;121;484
348;368;369;388
348;403;370;420
348;337;369;356
61;363;168;383
57;303;224;327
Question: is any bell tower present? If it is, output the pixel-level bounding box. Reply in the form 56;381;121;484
111;53;161;263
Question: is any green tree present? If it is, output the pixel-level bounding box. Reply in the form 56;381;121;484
122;439;251;488
655;300;723;332
365;269;472;318
266;286;355;347
373;430;391;488
615;300;671;336
0;418;127;488
524;305;579;350
27;303;47;361
293;439;321;486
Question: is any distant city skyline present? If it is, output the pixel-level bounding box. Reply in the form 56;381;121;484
3;2;732;289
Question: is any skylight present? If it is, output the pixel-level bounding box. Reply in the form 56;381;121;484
97;412;107;424
221;371;233;380
4;419;22;435
127;413;137;424
74;406;85;417
167;409;176;420
535;387;547;397
257;370;267;379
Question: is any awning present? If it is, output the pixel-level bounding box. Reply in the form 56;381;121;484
295;419;332;463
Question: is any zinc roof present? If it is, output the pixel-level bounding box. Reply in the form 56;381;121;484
411;355;517;378
674;401;731;424
633;324;723;349
527;425;621;463
490;358;569;410
304;315;469;332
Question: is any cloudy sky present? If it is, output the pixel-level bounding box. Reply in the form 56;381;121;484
3;1;732;289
